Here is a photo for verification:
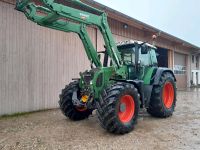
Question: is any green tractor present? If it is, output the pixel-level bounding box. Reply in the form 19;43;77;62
16;0;177;134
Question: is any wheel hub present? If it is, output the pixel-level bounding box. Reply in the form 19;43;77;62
118;95;135;123
119;103;126;112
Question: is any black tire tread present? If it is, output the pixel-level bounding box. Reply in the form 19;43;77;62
97;82;140;134
59;81;92;121
147;72;177;117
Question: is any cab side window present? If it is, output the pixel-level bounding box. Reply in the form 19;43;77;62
139;48;151;66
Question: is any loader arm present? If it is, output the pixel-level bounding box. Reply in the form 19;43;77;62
16;0;122;68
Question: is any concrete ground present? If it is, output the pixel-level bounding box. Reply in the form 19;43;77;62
0;89;200;150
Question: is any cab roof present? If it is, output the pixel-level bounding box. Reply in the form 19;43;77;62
116;40;157;49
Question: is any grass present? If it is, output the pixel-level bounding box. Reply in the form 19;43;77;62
0;109;55;119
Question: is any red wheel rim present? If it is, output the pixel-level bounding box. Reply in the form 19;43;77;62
162;82;174;109
118;95;135;123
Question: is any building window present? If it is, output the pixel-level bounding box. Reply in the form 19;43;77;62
196;56;199;68
174;65;186;75
192;55;194;63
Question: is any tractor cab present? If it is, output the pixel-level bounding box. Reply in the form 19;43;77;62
117;40;158;80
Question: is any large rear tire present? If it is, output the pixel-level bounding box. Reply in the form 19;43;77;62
97;82;140;134
59;81;92;121
147;72;177;117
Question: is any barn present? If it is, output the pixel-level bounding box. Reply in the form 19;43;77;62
0;0;200;115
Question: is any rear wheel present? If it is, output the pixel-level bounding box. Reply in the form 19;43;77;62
59;81;92;121
97;82;140;134
147;72;176;117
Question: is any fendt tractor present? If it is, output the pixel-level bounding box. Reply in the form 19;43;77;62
16;0;177;134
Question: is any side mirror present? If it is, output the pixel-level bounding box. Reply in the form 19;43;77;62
141;45;148;54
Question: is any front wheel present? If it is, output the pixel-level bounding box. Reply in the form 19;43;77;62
97;82;140;134
147;72;177;117
59;81;92;121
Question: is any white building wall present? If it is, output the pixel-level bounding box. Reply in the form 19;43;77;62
0;2;94;115
192;70;200;85
191;55;200;85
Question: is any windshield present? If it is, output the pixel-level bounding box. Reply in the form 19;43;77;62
118;45;135;65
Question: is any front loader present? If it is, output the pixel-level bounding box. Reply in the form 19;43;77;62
16;0;177;134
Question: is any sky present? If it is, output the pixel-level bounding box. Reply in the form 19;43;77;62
95;0;200;47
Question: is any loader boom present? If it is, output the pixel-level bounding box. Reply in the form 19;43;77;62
16;0;122;68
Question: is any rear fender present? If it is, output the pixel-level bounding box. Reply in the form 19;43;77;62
153;67;176;85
